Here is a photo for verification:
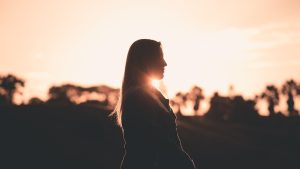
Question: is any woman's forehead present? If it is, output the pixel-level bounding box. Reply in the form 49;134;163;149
159;47;164;56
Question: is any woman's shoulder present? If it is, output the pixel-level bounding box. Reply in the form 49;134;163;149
125;86;154;101
124;86;169;113
122;87;156;119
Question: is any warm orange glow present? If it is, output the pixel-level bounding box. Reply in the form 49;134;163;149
151;79;160;89
1;0;300;114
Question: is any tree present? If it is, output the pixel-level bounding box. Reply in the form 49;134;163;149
47;84;81;105
281;79;299;116
0;74;25;105
189;86;204;115
47;83;119;107
261;85;280;116
205;92;232;121
230;95;259;121
28;97;44;105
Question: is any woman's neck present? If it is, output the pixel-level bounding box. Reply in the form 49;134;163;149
138;76;153;88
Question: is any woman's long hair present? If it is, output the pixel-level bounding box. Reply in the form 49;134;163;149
111;39;166;126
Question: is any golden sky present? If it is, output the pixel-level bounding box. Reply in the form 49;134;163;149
1;0;300;106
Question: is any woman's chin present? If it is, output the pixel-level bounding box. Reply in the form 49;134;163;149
156;74;164;80
157;75;164;80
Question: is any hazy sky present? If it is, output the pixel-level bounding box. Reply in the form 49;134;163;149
1;0;300;103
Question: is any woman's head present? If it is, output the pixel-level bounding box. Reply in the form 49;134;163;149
112;39;167;126
125;39;167;86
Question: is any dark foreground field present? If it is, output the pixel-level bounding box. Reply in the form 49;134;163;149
1;105;300;169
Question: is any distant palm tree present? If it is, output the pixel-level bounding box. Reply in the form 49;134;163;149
261;85;280;116
281;79;299;116
189;86;204;116
0;74;25;105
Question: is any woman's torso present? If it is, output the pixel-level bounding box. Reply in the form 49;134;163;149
120;86;195;169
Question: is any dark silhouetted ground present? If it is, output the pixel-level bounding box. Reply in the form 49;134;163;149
1;105;299;169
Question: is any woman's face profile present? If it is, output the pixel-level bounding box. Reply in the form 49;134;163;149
146;47;167;80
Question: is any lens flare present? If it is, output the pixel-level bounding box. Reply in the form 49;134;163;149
151;79;160;89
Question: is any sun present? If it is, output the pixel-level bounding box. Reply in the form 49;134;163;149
151;79;160;89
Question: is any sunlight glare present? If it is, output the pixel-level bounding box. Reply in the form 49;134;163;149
151;79;160;89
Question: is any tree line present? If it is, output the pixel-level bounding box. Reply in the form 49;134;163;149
1;74;299;120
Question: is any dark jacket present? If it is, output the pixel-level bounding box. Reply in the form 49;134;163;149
120;86;196;169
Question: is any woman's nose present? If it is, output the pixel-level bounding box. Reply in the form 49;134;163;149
163;60;167;66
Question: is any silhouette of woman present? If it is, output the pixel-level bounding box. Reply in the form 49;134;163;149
112;39;196;169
